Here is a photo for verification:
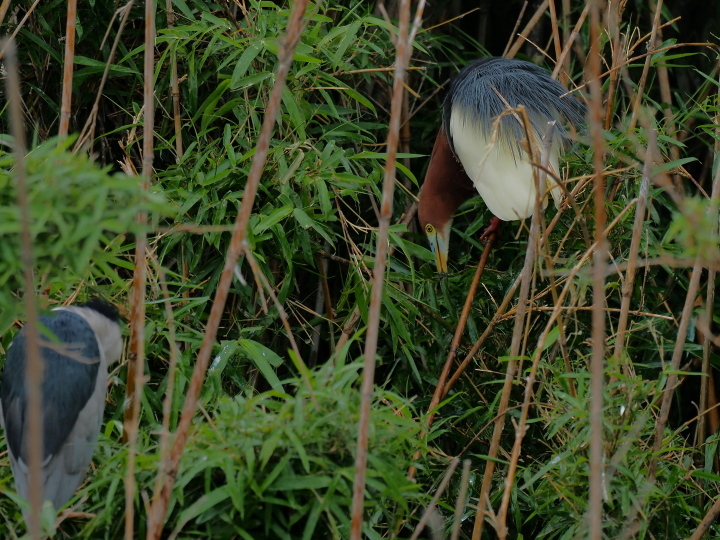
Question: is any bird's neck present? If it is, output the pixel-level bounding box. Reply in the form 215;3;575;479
418;129;476;228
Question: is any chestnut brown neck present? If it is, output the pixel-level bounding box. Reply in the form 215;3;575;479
418;128;476;229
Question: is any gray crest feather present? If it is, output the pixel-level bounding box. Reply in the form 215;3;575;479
442;57;586;157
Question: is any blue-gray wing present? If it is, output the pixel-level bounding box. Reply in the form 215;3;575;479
0;311;100;463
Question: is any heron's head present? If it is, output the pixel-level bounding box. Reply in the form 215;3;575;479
418;128;476;278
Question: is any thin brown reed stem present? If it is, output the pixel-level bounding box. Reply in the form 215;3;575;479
148;257;181;522
551;3;590;80
0;0;42;60
628;0;664;132
349;0;425;536
166;0;184;159
58;0;77;137
506;0;550;59
124;2;155;537
145;3;311;536
428;236;495;426
409;457;460;540
4;39;43;540
587;2;608;538
614;130;656;361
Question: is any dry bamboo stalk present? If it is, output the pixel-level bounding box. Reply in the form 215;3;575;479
560;0;571;85
4;39;43;540
145;3;310;535
0;0;11;26
506;0;550;60
613;129;656;360
407;233;496;481
502;1;528;58
59;0;77;137
603;1;626;131
548;0;562;63
349;0;425;536
123;1;155;537
442;272;521;398
587;1;607;537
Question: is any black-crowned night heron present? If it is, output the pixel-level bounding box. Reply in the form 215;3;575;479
0;298;122;512
417;57;586;275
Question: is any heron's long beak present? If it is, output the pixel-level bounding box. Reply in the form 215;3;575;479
426;229;449;278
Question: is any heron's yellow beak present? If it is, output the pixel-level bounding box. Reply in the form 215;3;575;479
425;224;449;278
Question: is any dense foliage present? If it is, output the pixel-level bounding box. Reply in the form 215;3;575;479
0;0;719;538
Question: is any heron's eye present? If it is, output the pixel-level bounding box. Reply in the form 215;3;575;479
425;224;435;234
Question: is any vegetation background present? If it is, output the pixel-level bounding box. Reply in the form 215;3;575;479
1;0;720;538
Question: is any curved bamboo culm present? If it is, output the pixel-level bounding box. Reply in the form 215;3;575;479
349;0;427;536
123;1;155;538
144;2;311;536
3;39;44;540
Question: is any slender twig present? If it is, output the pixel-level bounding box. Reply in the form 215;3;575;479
495;122;557;539
699;73;720;447
627;0;664;132
443;273;521;398
587;2;607;538
145;3;311;536
502;1;528;59
58;0;77;137
471;109;543;540
123;2;154;538
0;0;43;60
166;0;184;159
547;0;562;63
350;1;424;537
614;130;656;360
669;75;720;540
407;233;496;481
4;39;43;540
148;257;181;523
74;1;136;153
451;460;472;540
505;0;550;60
409;458;460;540
603;1;626;131
243;249;316;404
551;3;590;80
428;236;496;426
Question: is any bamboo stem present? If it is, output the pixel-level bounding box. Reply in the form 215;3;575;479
349;0;425;536
124;1;155;537
4;39;43;540
59;0;77;137
145;3;311;535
